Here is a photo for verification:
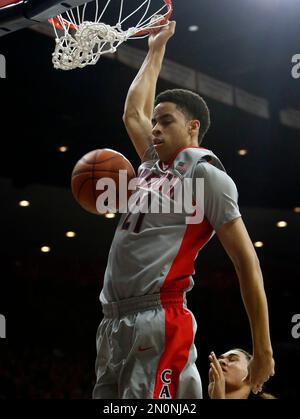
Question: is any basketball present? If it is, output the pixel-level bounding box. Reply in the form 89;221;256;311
71;149;136;215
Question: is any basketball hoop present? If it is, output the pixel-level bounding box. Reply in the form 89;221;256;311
48;0;172;70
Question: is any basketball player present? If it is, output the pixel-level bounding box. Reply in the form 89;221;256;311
208;349;276;399
93;20;275;399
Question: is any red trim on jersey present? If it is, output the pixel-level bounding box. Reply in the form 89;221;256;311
161;145;209;167
0;1;20;7
153;218;213;399
162;218;213;291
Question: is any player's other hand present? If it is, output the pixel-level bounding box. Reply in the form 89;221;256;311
243;351;275;394
148;19;176;50
208;352;226;399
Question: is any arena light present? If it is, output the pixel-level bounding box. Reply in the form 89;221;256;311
65;231;76;238
254;241;264;248
276;221;287;228
105;213;116;219
58;146;68;153
238;149;248;156
41;246;51;253
294;207;300;214
188;25;199;32
19;200;30;207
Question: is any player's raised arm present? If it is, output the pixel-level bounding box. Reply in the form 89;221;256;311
123;20;176;161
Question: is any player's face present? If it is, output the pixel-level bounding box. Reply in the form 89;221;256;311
152;102;194;162
218;350;250;391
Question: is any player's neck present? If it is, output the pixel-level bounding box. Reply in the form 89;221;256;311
225;387;251;399
160;144;200;166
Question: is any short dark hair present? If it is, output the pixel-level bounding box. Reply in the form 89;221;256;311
154;89;211;144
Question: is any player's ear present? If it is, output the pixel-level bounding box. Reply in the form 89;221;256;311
189;120;200;134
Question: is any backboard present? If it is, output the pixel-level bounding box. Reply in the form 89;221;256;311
0;0;95;36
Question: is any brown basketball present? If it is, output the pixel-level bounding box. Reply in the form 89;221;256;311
71;149;136;214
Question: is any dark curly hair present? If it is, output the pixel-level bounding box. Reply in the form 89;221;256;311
155;89;211;145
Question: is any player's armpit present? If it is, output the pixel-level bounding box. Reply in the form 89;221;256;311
123;112;153;161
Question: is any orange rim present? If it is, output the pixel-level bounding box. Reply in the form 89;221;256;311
48;0;172;34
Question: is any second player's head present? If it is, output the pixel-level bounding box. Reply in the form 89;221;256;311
218;349;251;393
217;348;276;399
152;89;210;161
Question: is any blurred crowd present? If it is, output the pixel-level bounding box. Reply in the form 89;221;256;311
0;346;95;399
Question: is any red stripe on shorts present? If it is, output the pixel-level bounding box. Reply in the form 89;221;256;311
153;218;213;399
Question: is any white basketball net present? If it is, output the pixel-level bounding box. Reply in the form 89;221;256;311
49;0;172;70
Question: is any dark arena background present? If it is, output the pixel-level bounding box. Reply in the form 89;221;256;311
0;0;300;402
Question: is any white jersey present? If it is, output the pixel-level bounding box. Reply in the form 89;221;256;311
100;146;241;304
